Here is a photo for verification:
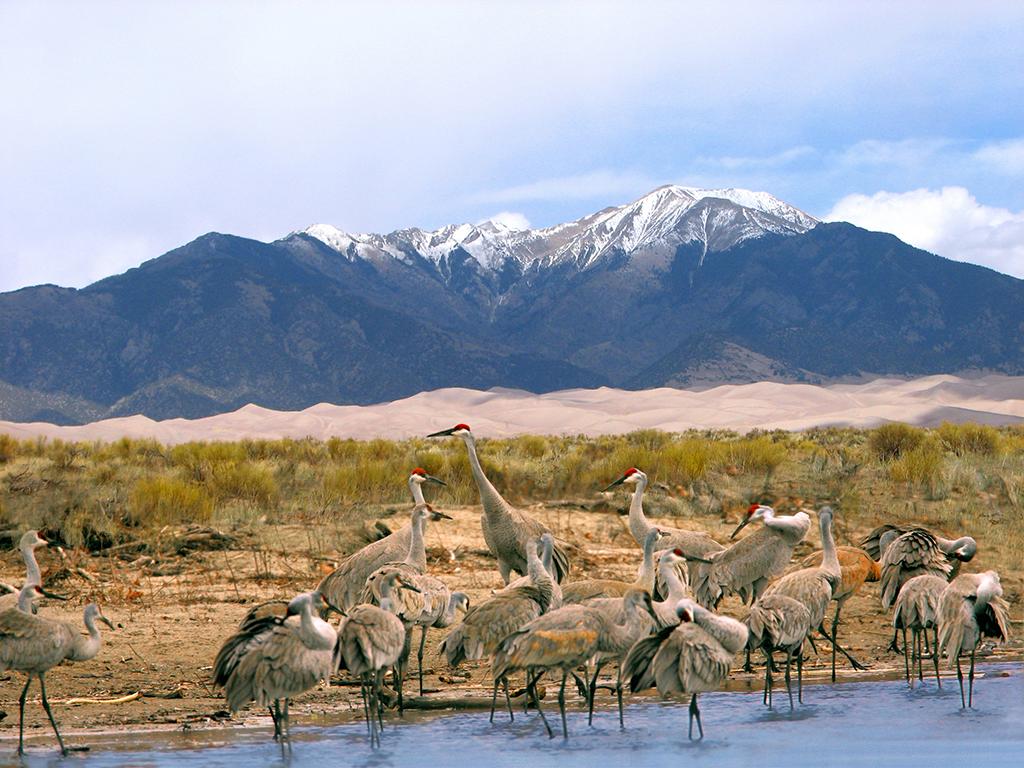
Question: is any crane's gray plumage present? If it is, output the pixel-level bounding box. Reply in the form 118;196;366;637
223;591;339;742
693;504;810;609
427;424;570;583
0;531;52;614
892;574;946;687
878;528;976;609
492;590;658;737
561;528;661;604
652;549;696;626
316;471;448;611
339;571;411;747
624;598;747;740
937;571;1010;709
744;594;811;709
440;537;554;667
0;587;113;756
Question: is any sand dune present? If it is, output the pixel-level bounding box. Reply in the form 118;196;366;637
1;375;1022;444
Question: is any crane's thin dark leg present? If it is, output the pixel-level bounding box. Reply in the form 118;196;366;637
830;606;841;683
887;627;901;654
490;678;499;723
797;643;804;703
38;675;68;757
282;698;292;747
916;629;924;683
807;633;819;656
18;675;31;756
418;626;428;697
558;672;569;740
931;627;941;688
785;647;795;710
615;665;625;729
529;668;554;738
923;629;931;656
956;655;965;709
268;704;280;740
503;676;514;721
902;627;910;685
376;670;386;732
968;647;976;708
763;648;772;708
587;661;605;726
360;681;371;738
819;623;867;671
688;694;703;741
742;646;754;673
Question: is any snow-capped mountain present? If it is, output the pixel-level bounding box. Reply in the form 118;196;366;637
297;185;817;277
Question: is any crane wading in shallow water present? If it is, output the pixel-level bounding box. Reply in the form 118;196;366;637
937;570;1010;709
892;574;946;688
0;585;114;756
427;424;570;583
623;597;748;741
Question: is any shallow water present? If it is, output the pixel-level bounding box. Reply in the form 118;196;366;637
7;664;1023;767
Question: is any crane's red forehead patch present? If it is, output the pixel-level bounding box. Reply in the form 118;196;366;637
453;423;471;431
625;467;638;476
748;503;761;515
411;468;426;476
673;548;684;557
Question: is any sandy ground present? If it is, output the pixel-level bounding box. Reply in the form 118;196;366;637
1;500;1021;748
2;375;1023;443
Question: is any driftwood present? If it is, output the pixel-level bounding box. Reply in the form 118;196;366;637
64;691;142;705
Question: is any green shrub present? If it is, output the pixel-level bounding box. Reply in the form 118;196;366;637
937;422;1000;456
868;423;925;461
129;476;213;525
888;438;945;488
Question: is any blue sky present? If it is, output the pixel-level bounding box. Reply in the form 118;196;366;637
2;0;1023;290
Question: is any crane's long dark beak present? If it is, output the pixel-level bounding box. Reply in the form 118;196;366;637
39;587;68;601
427;427;457;438
424;474;447;486
400;581;422;594
99;615;115;630
602;475;628;492
730;517;751;540
430;509;453;520
319;593;346;617
685;554;714;564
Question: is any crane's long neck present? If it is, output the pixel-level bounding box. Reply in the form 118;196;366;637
409;478;426;505
974;573;1002;611
658;560;689;602
73;613;104;661
819;512;840;582
463;434;509;518
379;578;396;614
764;509;810;543
526;542;555;609
297;599;335;649
692;605;748;654
635;532;658;592
405;511;427;572
22;542;42;587
16;585;36;612
627;477;652;543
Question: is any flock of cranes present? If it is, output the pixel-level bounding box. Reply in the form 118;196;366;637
0;423;1014;755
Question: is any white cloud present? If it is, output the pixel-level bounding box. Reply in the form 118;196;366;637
481;212;531;231
973;139;1024;175
696;146;816;171
825;187;1024;278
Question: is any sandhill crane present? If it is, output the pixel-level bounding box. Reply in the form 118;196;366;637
427;424;570;583
605;468;723;592
0;585;113;756
892;574;946;688
624;598;748;740
743;594;812;709
222;591;339;744
938;570;1010;709
877;527;976;652
579;588;660;726
561;528;662;604
339;571;419;747
316;470;448;611
799;545;879;681
497;533;564;608
862;523;977;572
492;590;659;738
692;504;810;609
761;507;866;676
0;531;56;613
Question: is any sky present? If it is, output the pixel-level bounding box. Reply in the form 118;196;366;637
2;0;1023;292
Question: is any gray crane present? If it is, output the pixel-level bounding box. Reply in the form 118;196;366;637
0;531;58;613
604;468;723;593
743;593;812;709
937;570;1010;709
316;470;448;612
624;597;748;740
692;504;810;609
877;527;976;652
892;573;946;687
862;523;977;568
579;588;660;726
339;571;419;747
497;533;563;608
561;528;662;604
492;590;659;738
427;424;570;583
760;506;866;676
0;585;113;756
222;591;339;744
651;549;696;626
